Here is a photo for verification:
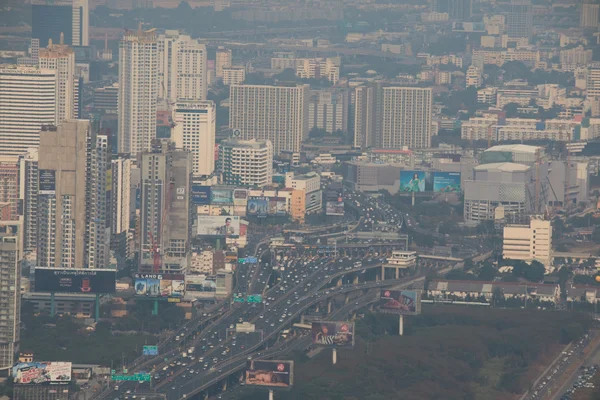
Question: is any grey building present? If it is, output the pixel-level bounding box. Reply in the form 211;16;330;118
507;0;533;39
18;148;39;253
308;88;349;133
343;161;404;193
431;0;472;20
0;220;21;373
93;83;118;114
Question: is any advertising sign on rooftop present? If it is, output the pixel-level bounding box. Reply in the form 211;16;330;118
13;362;72;385
34;268;116;294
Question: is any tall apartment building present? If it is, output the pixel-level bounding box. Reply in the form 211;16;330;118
0;159;19;221
581;0;600;29
431;0;472;20
158;31;207;102
560;46;593;68
229;84;309;154
171;101;216;177
215;47;232;78
587;63;600;100
139;140;191;274
18;149;39;253
217;139;273;187
222;66;246;86
37;120;109;269
466;65;482;88
503;217;552;266
110;154;131;259
271;52;297;70
380;87;433;149
0;66;57;158
308;89;349;133
38;40;77;125
0;220;22;373
118;27;158;156
93;83;119;114
296;58;340;84
32;0;89;47
507;0;532;40
353;85;377;149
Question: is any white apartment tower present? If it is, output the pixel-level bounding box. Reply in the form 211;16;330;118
158;31;207;102
0;66;57;158
18;148;39;253
171;101;216;177
118;27;158;156
229;84;309;154
581;0;600;29
222;66;246;86
216;47;232;79
380;87;432;149
217;139;273;187
587;63;600;100
38;40;77;124
503;217;552;266
110;155;131;236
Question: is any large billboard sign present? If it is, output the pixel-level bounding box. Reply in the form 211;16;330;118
39;170;56;195
399;171;461;193
211;189;234;204
142;346;158;356
134;273;185;301
197;215;240;237
34;268;116;294
248;197;268;218
376;290;421;315
13;362;72;385
311;321;355;347
191;185;211;205
245;360;294;388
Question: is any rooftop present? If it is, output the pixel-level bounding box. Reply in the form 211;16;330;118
485;144;541;154
473;162;530;172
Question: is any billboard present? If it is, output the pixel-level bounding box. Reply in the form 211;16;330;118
34;268;116;294
134;273;185;300
325;186;344;216
211;189;234;204
376;290;421;315
39;170;56;195
185;275;216;292
268;197;287;216
245;360;294;388
311;321;355;347
306;190;322;211
191;185;211;205
400;171;461;193
197;215;240;237
13;362;72;385
247;197;268;218
233;189;248;200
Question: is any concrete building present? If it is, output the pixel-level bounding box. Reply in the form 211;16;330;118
0;65;57;158
215;269;233;298
37;120;109;269
32;0;89;47
581;0;600;29
171;101;216;177
380;87;433;149
296;58;340;84
285;172;322;215
271;52;297;70
587;63;600;100
118;27;158;156
427;280;559;304
353;85;377;149
110;154;131;257
431;0;472;20
383;251;417;279
139;140;191;274
217;139;273;187
308;89;349;133
215;47;232;79
560;46;593;68
18;148;39;253
503;217;552;266
93;83;118;114
229;83;309;154
158;30;207;102
0;159;19;221
507;0;532;40
222;66;246;86
0;220;22;373
465;65;482;88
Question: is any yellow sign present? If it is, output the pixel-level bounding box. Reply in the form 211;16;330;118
168;298;181;303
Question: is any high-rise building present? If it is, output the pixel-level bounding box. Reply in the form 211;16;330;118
18;149;39;253
308;88;349;133
379;87;433;149
37;120;109;269
507;0;532;39
38;40;77;124
217;139;273;187
171;101;216;177
93;83;119;114
353;85;377;149
581;0;600;29
296;58;340;84
503;217;552;266
158;31;207;102
229;83;309;154
118;27;158;157
215;47;232;79
431;0;472;20
0;65;57;158
0;158;19;221
32;0;89;47
139;140;191;274
466;65;483;88
0;220;22;373
586;63;600;100
109;154;131;260
222;66;246;86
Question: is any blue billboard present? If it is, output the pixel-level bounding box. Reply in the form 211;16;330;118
211;189;234;204
247;197;268;218
433;172;461;192
400;171;461;193
191;185;211;205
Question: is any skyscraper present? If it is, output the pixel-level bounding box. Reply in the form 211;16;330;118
0;158;19;221
379;87;433;149
32;0;89;47
0;65;57;158
217;139;273;187
118;27;158;157
18;148;39;253
215;47;232;79
586;63;600;100
158;31;207;102
507;0;533;40
353;85;377;150
581;0;600;29
109;154;131;261
38;40;77;124
308;88;349;134
171;101;216;177
229;83;309;154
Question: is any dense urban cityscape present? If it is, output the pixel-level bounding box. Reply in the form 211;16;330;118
3;0;600;399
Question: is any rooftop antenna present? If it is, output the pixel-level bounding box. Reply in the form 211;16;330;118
59;32;64;45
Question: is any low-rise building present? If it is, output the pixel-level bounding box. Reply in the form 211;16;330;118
503;217;552;267
427;280;560;304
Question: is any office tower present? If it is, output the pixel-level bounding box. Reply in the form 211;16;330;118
308;88;349;133
353;85;377;149
93;83;119;114
32;0;89;47
0;159;19;221
229;83;309;155
587;63;600;100
507;0;532;39
118;27;158;156
431;0;472;20
581;0;600;29
17;39;40;66
380;87;433;149
139;140;191;274
0;65;57;159
38;39;77;124
217;139;273;187
37;120;109;269
171;101;216;177
109;154;131;260
215;47;232;78
0;220;22;373
222;66;246;86
158;31;207;102
18;149;39;253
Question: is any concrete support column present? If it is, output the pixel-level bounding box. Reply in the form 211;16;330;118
381;265;385;281
395;267;400;280
353;275;358;285
327;300;332;314
344;294;349;304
